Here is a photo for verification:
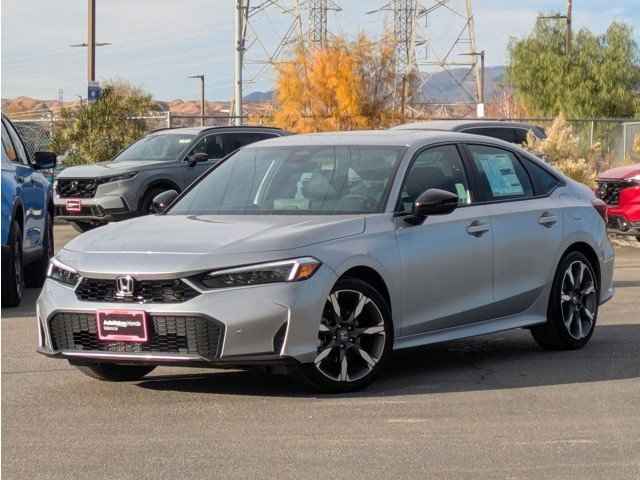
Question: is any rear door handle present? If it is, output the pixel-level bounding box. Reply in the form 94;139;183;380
538;212;557;227
466;220;490;237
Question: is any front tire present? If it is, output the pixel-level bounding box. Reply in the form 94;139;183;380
298;278;393;393
531;251;599;350
73;363;156;382
1;220;24;307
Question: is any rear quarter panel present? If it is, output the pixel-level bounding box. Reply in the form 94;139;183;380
1;164;19;246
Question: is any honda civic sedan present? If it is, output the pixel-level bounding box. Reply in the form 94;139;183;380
37;131;615;392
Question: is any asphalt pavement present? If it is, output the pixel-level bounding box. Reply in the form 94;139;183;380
2;225;639;479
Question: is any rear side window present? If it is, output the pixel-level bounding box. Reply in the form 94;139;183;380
512;129;530;145
464;127;516;143
521;157;560;195
467;144;533;201
222;132;277;155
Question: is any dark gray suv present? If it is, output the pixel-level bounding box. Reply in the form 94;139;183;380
54;126;284;231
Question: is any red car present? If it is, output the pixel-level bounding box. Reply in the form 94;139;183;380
596;163;640;242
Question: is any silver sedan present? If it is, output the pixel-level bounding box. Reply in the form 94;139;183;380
37;131;615;392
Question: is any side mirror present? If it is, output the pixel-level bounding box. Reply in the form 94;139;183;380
187;152;209;166
33;151;57;170
151;189;179;214
406;188;459;225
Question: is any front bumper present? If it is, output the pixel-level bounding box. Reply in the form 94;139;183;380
36;266;337;367
53;194;131;224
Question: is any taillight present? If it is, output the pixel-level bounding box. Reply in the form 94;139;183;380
592;198;608;223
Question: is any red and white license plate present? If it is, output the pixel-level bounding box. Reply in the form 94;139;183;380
65;199;82;214
96;310;148;343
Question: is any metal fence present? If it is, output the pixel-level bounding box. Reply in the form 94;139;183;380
7;112;640;172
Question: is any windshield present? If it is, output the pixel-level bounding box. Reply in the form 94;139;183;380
114;133;196;162
168;145;405;215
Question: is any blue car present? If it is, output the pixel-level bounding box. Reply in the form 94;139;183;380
2;114;57;307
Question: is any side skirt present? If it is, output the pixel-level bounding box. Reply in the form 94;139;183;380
393;313;547;351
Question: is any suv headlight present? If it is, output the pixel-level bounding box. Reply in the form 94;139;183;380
101;171;138;183
47;258;80;287
194;257;321;290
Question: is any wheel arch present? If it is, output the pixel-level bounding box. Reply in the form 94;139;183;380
138;179;181;211
561;241;601;289
339;265;392;315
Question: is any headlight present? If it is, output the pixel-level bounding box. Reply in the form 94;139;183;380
47;258;80;287
630;174;640;184
102;171;138;183
195;257;321;290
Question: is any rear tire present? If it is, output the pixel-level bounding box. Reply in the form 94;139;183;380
25;212;54;288
1;220;24;307
73;363;156;382
531;251;599;350
297;277;393;393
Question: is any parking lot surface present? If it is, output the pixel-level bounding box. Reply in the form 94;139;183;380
2;225;639;479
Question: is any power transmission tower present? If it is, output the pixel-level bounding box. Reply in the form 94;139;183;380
308;0;342;48
371;0;483;116
232;0;341;116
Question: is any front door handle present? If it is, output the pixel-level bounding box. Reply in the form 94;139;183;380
538;212;557;228
466;220;490;237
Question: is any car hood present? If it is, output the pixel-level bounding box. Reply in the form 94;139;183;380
57;160;171;178
598;163;640;180
59;214;365;276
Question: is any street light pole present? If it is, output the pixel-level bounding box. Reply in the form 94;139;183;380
188;75;206;127
234;0;247;126
88;0;95;82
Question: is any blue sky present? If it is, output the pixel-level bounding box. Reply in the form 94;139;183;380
1;1;637;101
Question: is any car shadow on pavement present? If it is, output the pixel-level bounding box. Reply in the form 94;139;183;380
1;288;39;319
137;324;640;397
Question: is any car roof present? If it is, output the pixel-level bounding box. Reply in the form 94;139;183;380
149;125;283;136
243;129;500;149
393;120;542;132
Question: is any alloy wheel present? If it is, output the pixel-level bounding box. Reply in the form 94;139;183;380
313;289;386;383
560;260;597;340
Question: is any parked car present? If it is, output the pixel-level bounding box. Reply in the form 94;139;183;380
1;114;57;307
53;125;285;232
596;163;640;241
37;131;614;392
392;120;546;145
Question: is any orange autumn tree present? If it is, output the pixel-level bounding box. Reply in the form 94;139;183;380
273;34;400;133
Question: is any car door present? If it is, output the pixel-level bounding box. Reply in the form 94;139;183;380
2;119;46;254
395;144;494;336
462;143;563;315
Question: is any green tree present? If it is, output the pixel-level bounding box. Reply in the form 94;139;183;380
51;81;154;165
507;20;640;118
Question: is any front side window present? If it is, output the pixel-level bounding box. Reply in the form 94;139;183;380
169;145;405;215
114;133;197;162
398;145;471;212
467;144;533;200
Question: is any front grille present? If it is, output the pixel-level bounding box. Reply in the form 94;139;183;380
75;278;200;304
49;312;223;360
596;179;635;205
56;178;99;199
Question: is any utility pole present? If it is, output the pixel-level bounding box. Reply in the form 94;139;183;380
188;74;206;126
234;0;248;126
566;0;572;54
88;0;95;82
460;50;485;117
309;0;341;48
